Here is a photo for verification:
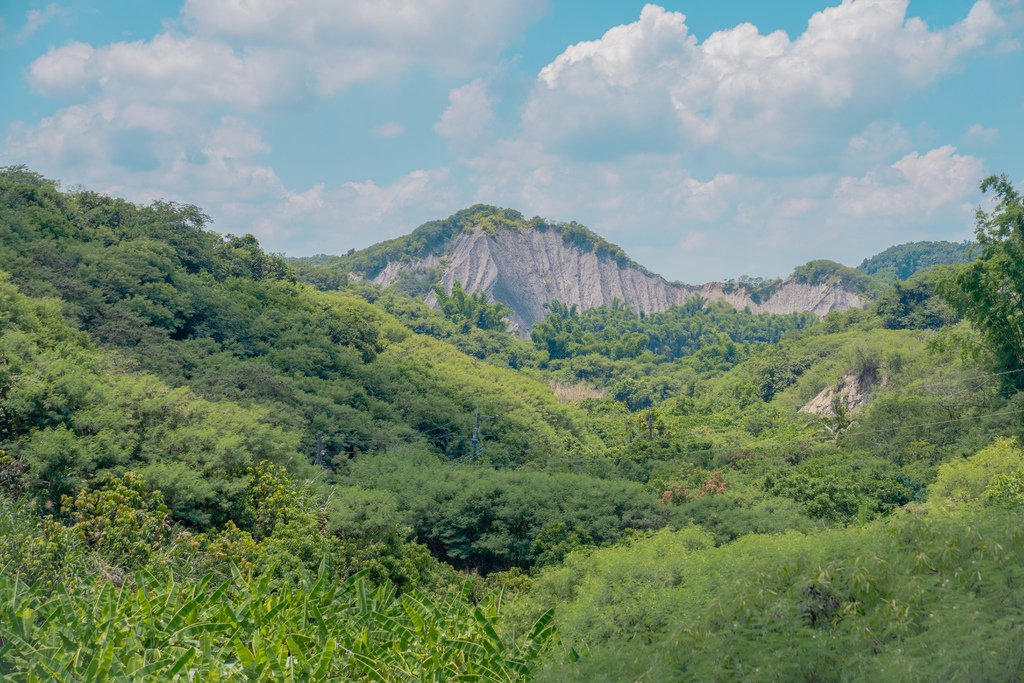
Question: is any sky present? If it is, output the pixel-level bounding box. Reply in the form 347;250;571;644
1;0;1022;283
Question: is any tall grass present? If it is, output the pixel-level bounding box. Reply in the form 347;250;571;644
0;563;556;682
549;382;607;403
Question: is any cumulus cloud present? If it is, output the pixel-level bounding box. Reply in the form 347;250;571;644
184;0;545;76
26;0;547;108
28;36;308;109
0;95;459;256
3;99;277;199
459;138;983;281
437;0;1001;281
8;0;545;254
524;1;1003;160
248;167;459;252
334;168;453;223
833;145;983;217
5;0;1004;283
232;164;460;254
848;122;912;161
465;140;748;245
434;79;496;141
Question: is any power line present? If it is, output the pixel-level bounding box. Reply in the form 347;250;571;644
305;368;1023;449
337;392;1024;467
843;406;1024;438
448;404;1024;473
319;366;1024;470
893;367;1024;391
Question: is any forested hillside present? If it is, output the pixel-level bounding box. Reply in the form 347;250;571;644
858;240;976;281
292;205;866;332
1;165;1023;679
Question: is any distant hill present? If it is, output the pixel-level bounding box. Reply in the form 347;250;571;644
291;205;653;280
858;240;975;281
295;206;866;332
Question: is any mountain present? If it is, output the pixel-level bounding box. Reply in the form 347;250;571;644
300;206;866;333
857;240;976;281
5;168;1024;681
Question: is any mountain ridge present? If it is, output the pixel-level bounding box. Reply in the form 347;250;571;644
298;206;971;334
361;222;866;332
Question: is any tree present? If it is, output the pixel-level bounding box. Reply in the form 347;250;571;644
819;395;855;446
938;175;1024;392
610;377;653;412
431;280;511;332
875;270;957;330
530;300;581;359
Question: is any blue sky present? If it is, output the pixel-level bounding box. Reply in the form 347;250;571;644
1;0;1021;283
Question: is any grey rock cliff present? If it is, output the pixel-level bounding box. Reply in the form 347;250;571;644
372;228;865;333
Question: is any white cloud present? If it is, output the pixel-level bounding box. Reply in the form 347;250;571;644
184;0;545;74
524;1;1004;160
0;95;460;256
434;79;496;141
994;37;1021;52
439;0;1001;281
459;139;983;281
335;168;453;223
962;123;1001;145
848;122;912;160
7;0;545;255
26;0;547;108
15;3;63;44
4;0;1004;284
250;167;459;252
3;100;278;199
833;146;983;218
373;121;405;138
28;35;304;109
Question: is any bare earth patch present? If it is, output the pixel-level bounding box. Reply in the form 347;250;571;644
550;381;607;403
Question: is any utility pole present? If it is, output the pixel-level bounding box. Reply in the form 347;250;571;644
471;402;497;462
315;431;324;467
646;411;655;441
472;403;480;462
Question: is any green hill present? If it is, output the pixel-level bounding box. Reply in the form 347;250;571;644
858;240;975;281
1;166;1023;680
289;203;650;284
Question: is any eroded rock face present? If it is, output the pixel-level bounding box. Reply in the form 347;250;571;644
372;228;865;332
800;370;885;416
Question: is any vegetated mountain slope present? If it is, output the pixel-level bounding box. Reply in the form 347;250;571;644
4;164;1024;680
379;227;865;332
306;206;866;333
857;240;975;281
0;168;589;471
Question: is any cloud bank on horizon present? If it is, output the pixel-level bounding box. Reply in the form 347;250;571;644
1;0;1021;282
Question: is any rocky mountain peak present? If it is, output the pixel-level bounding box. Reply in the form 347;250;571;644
369;225;865;333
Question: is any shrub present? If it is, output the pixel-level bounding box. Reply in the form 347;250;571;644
62;472;172;570
927;437;1023;509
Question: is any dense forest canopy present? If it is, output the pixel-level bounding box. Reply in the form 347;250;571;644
858;239;976;281
1;165;1023;680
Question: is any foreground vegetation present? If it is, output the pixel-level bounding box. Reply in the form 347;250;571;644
0;165;1022;679
0;565;555;681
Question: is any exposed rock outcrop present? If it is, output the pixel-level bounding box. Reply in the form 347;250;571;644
372;227;865;333
800;370;885;416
